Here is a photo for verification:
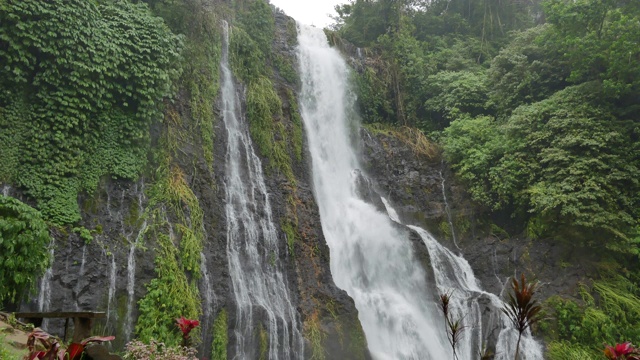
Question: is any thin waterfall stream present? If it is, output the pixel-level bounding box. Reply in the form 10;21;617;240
220;21;303;359
38;238;55;330
297;24;543;359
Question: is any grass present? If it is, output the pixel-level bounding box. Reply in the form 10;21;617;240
364;123;439;159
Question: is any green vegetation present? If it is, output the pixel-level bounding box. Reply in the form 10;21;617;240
0;0;182;224
334;0;640;251
305;311;327;360
541;273;640;359
135;231;201;346
0;196;51;303
258;324;268;360
211;309;228;360
228;0;304;255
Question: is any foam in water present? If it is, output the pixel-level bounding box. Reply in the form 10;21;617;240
297;24;449;359
220;21;303;359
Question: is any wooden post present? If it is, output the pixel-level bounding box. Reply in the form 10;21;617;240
63;317;70;342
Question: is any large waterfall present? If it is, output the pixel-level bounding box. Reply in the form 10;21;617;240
220;21;303;360
297;24;543;360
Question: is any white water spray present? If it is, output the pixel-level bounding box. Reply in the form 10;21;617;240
221;21;303;359
298;24;449;359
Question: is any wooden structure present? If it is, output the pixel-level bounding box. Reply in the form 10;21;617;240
14;311;106;343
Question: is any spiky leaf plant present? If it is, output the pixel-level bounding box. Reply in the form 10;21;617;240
502;274;542;360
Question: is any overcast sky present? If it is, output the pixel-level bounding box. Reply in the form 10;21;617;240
270;0;344;27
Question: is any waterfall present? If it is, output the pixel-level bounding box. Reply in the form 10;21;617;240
124;182;148;342
220;21;303;359
74;244;88;310
297;24;449;359
38;238;55;330
439;168;460;250
1;184;10;197
408;225;543;360
107;255;117;327
297;24;543;359
200;251;216;345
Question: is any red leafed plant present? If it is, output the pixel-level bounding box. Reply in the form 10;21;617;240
176;316;199;346
25;328;114;360
604;342;640;360
502;274;542;360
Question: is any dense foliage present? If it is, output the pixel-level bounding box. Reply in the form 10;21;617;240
541;273;640;359
333;0;640;251
0;196;50;303
0;0;182;224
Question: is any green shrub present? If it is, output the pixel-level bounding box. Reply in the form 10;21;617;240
0;196;51;303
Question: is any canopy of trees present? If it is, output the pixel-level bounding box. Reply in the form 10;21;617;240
332;0;640;253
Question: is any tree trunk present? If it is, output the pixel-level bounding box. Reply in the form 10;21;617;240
514;332;522;360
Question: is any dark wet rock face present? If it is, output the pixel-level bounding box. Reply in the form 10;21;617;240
359;127;589;305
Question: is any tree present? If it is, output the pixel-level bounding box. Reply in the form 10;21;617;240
543;0;640;107
0;196;51;303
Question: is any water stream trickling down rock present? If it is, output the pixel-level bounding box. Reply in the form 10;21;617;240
220;21;303;360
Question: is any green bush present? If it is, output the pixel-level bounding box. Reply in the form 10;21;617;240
0;0;182;224
0;196;51;303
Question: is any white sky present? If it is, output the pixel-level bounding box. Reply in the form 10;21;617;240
270;0;344;28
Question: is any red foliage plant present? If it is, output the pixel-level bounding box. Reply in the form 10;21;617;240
176;316;199;340
604;342;640;360
25;328;114;360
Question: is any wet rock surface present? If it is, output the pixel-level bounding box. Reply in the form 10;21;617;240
360;127;590;304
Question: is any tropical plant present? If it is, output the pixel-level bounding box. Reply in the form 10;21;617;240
0;196;51;303
502;274;542;360
175;317;199;347
438;291;465;360
25;327;114;360
604;342;640;360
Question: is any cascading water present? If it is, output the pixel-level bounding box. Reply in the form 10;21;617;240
297;24;543;359
220;21;303;359
74;244;88;310
38;238;55;330
200;250;216;346
297;24;449;359
124;182;148;342
439;167;460;250
408;225;543;359
107;255;117;327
